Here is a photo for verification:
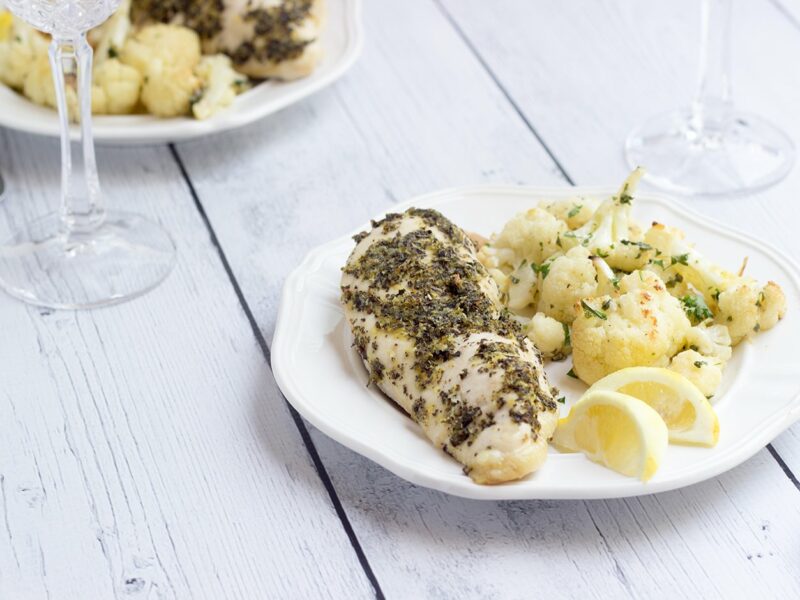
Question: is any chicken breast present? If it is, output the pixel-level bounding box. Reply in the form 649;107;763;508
340;208;559;484
131;0;325;79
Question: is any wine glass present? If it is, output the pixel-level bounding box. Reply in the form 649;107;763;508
0;0;175;309
625;0;795;197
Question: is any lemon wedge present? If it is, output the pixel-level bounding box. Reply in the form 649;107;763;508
0;11;13;41
552;390;668;481
586;367;719;447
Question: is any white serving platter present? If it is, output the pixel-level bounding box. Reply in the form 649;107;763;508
0;0;362;145
272;185;800;500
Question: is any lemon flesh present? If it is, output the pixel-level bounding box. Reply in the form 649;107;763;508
552;390;668;481
587;367;719;447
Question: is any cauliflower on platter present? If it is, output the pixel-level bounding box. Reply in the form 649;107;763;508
192;54;247;120
0;12;48;89
475;167;785;400
536;246;598;324
570;271;692;385
0;4;250;120
669;349;723;399
645;222;787;344
488;207;567;268
92;58;141;114
559;168;654;271
527;312;570;360
121;24;202;117
539;196;601;229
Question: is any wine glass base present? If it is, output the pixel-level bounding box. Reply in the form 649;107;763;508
625;108;795;197
0;210;176;309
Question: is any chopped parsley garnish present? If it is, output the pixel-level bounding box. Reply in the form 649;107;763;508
618;193;633;205
693;360;707;368
581;299;607;320
601;298;612;310
711;288;721;302
556;396;566;404
510;275;520;284
756;291;765;308
567;204;583;218
680;294;713;325
562;322;571;347
531;261;551;279
650;258;665;269
594;248;609;258
621;240;652;251
567;367;578;379
671;253;690;267
666;273;683;289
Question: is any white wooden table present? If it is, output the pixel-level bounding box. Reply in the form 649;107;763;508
2;1;800;598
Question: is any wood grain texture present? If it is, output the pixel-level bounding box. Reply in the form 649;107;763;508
440;0;800;482
0;133;375;599
175;0;800;597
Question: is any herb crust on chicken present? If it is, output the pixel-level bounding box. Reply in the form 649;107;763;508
340;208;559;484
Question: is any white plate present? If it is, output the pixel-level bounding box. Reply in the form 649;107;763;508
0;0;362;145
272;186;800;500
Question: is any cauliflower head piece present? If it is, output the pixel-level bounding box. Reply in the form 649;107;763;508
571;270;692;385
536;245;598;324
121;24;201;117
560;167;654;272
491;207;567;267
0;12;49;89
526;312;571;361
669;349;723;399
192;54;246;120
645;222;787;344
538;197;601;229
92;58;142;114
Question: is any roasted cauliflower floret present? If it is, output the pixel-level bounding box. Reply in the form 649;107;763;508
88;0;131;64
120;23;201;74
491;207;567;267
560;168;654;272
537;246;597;323
0;12;48;89
669;349;723;399
645;222;787;344
538;197;601;229
140;66;200;117
526;312;570;360
571;270;692;385
505;257;541;311
92;58;142;114
121;23;201;117
191;54;245;120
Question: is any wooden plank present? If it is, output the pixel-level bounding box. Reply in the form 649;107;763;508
0;132;375;598
175;0;800;596
440;0;800;481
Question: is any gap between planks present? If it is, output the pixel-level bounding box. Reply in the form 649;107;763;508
434;0;800;496
167;144;386;600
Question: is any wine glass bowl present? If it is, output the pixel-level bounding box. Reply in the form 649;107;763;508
625;0;795;197
626;107;795;197
4;0;120;35
0;0;175;309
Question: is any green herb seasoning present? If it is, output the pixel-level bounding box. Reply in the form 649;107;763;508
680;294;713;325
580;299;607;320
341;208;555;449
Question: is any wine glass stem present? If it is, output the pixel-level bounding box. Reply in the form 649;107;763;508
692;0;733;132
49;35;105;235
